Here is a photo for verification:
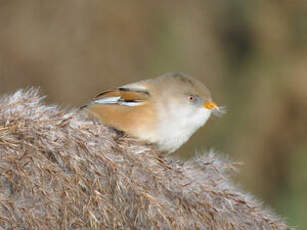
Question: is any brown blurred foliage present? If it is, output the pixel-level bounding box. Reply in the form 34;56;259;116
0;0;306;228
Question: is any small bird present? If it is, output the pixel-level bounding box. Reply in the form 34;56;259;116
82;72;223;153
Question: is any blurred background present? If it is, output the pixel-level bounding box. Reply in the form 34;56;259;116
0;0;306;228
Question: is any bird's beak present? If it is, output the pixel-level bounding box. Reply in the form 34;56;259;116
204;101;219;110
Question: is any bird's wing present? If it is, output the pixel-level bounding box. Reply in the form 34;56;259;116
89;87;150;107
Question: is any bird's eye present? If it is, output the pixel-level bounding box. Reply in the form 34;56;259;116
188;95;196;102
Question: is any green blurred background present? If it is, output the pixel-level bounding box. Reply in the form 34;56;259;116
0;0;306;228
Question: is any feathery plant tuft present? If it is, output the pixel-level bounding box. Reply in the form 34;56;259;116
0;89;293;229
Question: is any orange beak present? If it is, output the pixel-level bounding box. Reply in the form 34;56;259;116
204;101;219;110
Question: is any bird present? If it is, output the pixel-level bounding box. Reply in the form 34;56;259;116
81;72;223;153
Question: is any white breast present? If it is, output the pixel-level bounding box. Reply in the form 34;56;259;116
149;103;212;153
